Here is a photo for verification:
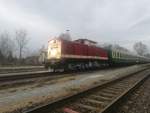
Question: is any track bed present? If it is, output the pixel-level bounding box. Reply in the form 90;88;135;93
0;65;149;113
25;68;150;113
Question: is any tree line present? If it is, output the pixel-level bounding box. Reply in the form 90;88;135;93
0;29;28;66
0;30;149;66
133;42;150;57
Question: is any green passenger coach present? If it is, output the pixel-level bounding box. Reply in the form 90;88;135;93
107;49;139;66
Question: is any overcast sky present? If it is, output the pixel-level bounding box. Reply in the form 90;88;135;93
0;0;150;52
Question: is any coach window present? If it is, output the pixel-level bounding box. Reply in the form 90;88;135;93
113;51;116;58
116;52;118;58
114;52;116;58
112;51;114;58
122;53;124;59
117;52;119;59
118;52;120;59
115;51;117;58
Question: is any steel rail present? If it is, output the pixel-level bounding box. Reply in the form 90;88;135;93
0;67;109;83
23;68;150;113
0;66;45;74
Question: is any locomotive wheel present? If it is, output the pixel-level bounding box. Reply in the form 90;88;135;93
81;64;85;70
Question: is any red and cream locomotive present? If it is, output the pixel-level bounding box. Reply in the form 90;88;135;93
45;37;108;70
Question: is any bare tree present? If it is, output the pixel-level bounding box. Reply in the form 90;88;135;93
145;53;150;57
15;29;28;60
133;42;148;56
0;32;14;58
38;45;47;64
103;44;113;50
0;31;15;64
113;44;129;52
103;43;129;53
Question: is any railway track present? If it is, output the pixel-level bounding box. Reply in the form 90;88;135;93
1;64;149;83
24;68;150;113
0;71;52;82
0;66;45;74
0;68;112;90
0;71;76;90
0;66;116;83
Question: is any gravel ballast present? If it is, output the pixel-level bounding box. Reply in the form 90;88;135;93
0;65;149;113
115;72;150;113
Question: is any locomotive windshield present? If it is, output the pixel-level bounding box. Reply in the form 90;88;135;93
47;39;61;59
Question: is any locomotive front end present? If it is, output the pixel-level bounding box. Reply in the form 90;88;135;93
45;39;62;69
47;39;61;59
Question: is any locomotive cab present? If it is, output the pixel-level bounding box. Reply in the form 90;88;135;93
45;39;62;69
47;39;61;59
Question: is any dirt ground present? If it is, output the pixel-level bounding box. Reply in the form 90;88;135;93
0;65;148;113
